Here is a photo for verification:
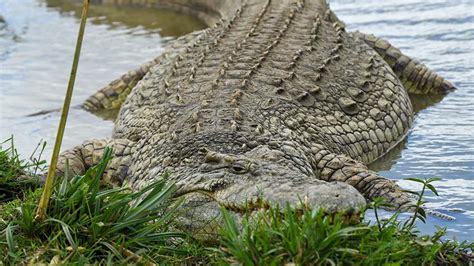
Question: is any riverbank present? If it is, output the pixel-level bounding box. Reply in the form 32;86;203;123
1;139;472;264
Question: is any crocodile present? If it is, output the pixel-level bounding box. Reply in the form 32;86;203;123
55;0;456;229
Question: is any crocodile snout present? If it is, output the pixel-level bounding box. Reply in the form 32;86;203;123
215;178;366;219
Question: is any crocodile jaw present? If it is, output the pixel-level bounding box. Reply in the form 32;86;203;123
175;179;366;239
174;171;366;220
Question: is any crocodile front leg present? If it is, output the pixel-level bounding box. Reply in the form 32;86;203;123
56;138;135;186
353;31;455;95
314;151;455;219
315;151;413;210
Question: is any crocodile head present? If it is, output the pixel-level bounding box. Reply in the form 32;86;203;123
171;144;366;231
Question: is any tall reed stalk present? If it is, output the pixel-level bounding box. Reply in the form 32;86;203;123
36;0;91;220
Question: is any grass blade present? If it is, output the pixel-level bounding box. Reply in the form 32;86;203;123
6;224;16;255
45;218;77;251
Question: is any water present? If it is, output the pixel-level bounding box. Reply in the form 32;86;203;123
329;0;474;241
0;0;472;240
0;0;206;158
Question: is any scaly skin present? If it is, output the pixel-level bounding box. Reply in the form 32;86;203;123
56;0;456;226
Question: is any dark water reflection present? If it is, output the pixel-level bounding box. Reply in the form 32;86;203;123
0;0;472;240
45;0;206;36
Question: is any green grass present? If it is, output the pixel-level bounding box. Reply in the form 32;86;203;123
0;136;46;203
216;206;473;265
0;138;472;265
0;144;201;264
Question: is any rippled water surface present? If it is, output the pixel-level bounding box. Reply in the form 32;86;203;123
0;0;205;156
0;0;472;240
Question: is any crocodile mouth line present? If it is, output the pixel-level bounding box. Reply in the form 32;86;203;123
222;200;363;224
221;198;272;214
175;189;275;213
175;190;362;223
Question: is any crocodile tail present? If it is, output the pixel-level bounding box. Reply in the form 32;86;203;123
82;58;159;112
354;31;455;94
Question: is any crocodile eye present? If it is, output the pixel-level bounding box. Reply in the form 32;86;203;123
230;163;248;174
